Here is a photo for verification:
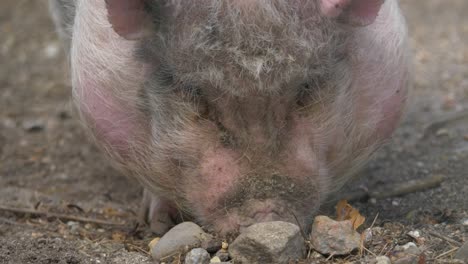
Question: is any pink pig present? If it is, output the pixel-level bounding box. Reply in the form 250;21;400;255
50;0;410;235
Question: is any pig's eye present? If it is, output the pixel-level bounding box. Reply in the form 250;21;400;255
296;83;313;108
296;79;330;108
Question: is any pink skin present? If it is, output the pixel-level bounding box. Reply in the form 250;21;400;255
72;0;149;158
105;0;151;40
321;0;385;26
71;0;408;234
321;0;353;18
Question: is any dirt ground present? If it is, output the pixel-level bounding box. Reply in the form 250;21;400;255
0;0;467;263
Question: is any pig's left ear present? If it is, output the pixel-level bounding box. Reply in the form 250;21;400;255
105;0;153;40
320;0;385;26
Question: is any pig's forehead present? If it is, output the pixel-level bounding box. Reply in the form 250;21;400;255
161;0;324;24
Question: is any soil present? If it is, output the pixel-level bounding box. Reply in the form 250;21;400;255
0;0;466;263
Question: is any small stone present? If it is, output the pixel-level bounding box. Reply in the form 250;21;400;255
210;256;221;263
229;221;305;264
362;228;373;247
369;198;377;204
464;134;468;141
435;128;449;137
392;242;422;264
375;256;391;264
44;42;60;59
215;249;230;262
398;242;419;253
185;248;210;264
454;241;468;261
22;119;45;132
462;218;468;226
151;222;212;261
310;215;361;255
392;200;400;206
67;221;80;234
407;230;420;239
221;241;228;250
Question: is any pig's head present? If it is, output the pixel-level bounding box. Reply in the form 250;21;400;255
101;0;394;235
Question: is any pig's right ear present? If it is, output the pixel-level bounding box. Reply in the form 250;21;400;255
105;0;152;40
320;0;385;26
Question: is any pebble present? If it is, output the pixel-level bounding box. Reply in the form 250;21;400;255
210;256;221;263
362;228;373;247
407;230;420;239
22;119;45;132
221;241;228;250
184;248;210;264
43;42;60;59
375;256;391;264
435;128;449;137
391;242;422;264
461;218;468;226
454;241;468;262
415;161;425;168
67;221;80;234
150;222;213;261
229;221;305;264
310;215;361;255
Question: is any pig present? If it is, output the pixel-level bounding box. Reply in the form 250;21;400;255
49;0;410;235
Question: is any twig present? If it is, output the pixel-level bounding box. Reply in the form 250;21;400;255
361;246;377;257
370;213;379;229
422;109;468;139
434;247;459;260
0;205;127;227
370;174;445;199
345;174;445;202
290;210;308;241
359;214;379;256
428;230;462;247
378;242;390;256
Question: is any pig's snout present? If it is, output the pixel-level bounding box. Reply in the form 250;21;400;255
209;195;316;235
236;199;301;233
188;150;323;234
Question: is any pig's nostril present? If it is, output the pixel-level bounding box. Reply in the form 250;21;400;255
216;120;237;148
219;130;236;147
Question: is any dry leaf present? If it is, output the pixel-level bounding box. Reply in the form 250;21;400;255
335;199;366;230
111;231;126;242
103;207;127;217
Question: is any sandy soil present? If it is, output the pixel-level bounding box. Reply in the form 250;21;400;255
0;0;466;263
